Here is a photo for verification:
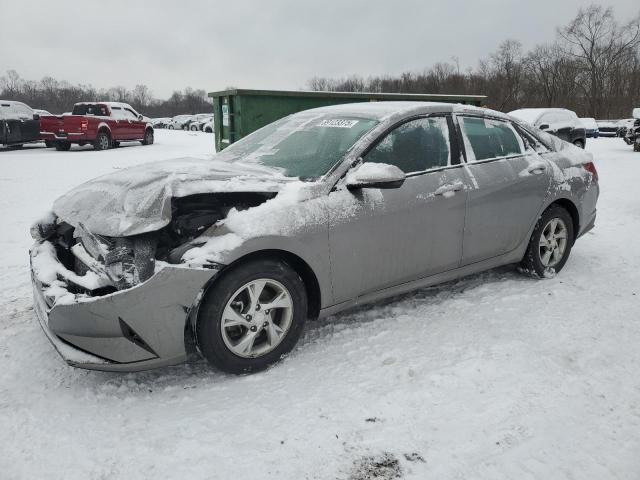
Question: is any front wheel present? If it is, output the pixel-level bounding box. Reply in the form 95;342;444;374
196;259;308;374
520;205;574;278
141;129;154;145
190;125;198;131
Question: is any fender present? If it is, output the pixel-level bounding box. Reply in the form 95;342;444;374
96;121;112;136
207;234;333;308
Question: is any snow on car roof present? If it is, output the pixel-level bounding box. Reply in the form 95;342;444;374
509;108;576;124
74;101;133;109
298;101;464;121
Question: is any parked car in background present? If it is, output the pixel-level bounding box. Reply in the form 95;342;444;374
151;117;171;129
0;100;41;148
40;102;154;151
616;118;634;137
579;118;599;138
30;102;599;374
188;114;213;131
595;119;620;137
167;115;194;130
34;109;53;117
509;108;587;148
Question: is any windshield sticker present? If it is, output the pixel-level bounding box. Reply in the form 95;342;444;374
318;119;359;128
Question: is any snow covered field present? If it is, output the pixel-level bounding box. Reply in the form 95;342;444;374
1;131;639;480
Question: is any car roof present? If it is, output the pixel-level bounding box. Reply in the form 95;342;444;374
74;101;133;109
291;101;502;121
0;100;29;107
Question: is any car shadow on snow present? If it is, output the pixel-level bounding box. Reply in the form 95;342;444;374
73;264;535;392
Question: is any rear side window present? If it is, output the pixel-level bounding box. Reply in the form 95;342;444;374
72;104;109;116
13;104;33;118
365;116;451;173
459;116;523;161
111;106;126;119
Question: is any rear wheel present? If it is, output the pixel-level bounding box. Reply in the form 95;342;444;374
54;141;71;151
520;205;574;278
141;129;154;145
190;124;198;131
196;259;308;374
93;131;110;151
573;139;585;149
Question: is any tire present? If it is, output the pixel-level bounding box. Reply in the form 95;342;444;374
573;139;585;149
520;205;574;278
168;125;174;130
93;131;110;151
141;129;154;145
634;143;640;152
204;127;213;133
190;125;198;131
54;141;71;151
44;140;54;148
196;259;308;374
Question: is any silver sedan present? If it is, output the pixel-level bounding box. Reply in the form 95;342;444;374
30;102;599;373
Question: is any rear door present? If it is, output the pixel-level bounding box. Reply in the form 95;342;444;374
14;103;40;142
108;106;129;140
328;115;470;303
4;104;23;144
456;115;551;265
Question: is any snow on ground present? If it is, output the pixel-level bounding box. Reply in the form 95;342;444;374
1;132;639;480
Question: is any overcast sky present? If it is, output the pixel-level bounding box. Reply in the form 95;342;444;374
1;0;638;99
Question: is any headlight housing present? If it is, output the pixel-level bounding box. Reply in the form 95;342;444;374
30;211;57;241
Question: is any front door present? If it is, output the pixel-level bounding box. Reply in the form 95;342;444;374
456;115;551;265
328;115;469;304
124;107;145;140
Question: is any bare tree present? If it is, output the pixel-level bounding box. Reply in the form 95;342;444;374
558;5;640;116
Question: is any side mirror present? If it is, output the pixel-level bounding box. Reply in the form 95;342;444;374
346;163;406;190
138;114;144;121
33;113;40;120
538;124;549;131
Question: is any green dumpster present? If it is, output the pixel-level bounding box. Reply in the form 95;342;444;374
207;89;487;151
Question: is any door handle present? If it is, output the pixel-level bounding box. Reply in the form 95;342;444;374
434;182;464;196
527;162;547;175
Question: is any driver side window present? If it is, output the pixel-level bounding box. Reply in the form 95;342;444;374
364;116;451;174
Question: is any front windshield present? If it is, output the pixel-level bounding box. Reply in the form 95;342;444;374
217;112;379;179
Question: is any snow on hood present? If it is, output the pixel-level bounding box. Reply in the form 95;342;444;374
52;156;293;237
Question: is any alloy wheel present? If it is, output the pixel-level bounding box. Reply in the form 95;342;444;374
539;218;568;268
220;279;294;358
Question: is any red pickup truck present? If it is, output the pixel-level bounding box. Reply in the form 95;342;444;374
40;102;154;151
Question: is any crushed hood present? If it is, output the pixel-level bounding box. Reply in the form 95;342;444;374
53;157;291;237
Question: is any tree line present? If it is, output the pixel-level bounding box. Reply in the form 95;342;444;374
0;71;213;117
308;5;640;119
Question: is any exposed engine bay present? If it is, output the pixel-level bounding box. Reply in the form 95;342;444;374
35;192;275;296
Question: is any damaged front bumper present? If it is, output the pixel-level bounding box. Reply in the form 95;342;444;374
30;241;218;372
